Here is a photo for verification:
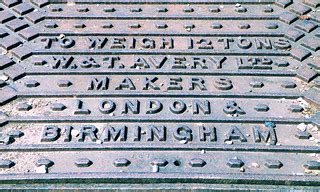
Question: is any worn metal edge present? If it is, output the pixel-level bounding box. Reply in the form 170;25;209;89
0;144;319;153
48;0;276;5
0;172;318;186
0;183;319;191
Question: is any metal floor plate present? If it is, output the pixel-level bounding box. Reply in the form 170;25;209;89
0;0;319;190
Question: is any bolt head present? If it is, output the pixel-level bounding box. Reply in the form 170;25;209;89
254;104;269;112
264;160;283;169
227;157;244;168
36;158;54;167
7;130;24;138
75;158;92;167
151;158;168;167
24;80;40;88
250;81;264;88
295;131;311;139
51;103;66;111
189;158;206;167
303;161;320;170
289;105;304;112
17;103;32;111
0;159;15;168
114;158;131;167
57;80;72;87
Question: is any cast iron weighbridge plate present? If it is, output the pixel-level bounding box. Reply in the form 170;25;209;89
0;0;320;190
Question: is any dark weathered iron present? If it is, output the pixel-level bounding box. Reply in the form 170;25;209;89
0;0;319;190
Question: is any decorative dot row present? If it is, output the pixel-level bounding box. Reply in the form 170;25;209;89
44;22;279;30
49;6;274;14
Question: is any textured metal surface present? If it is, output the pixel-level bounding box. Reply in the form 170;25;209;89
0;0;320;190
